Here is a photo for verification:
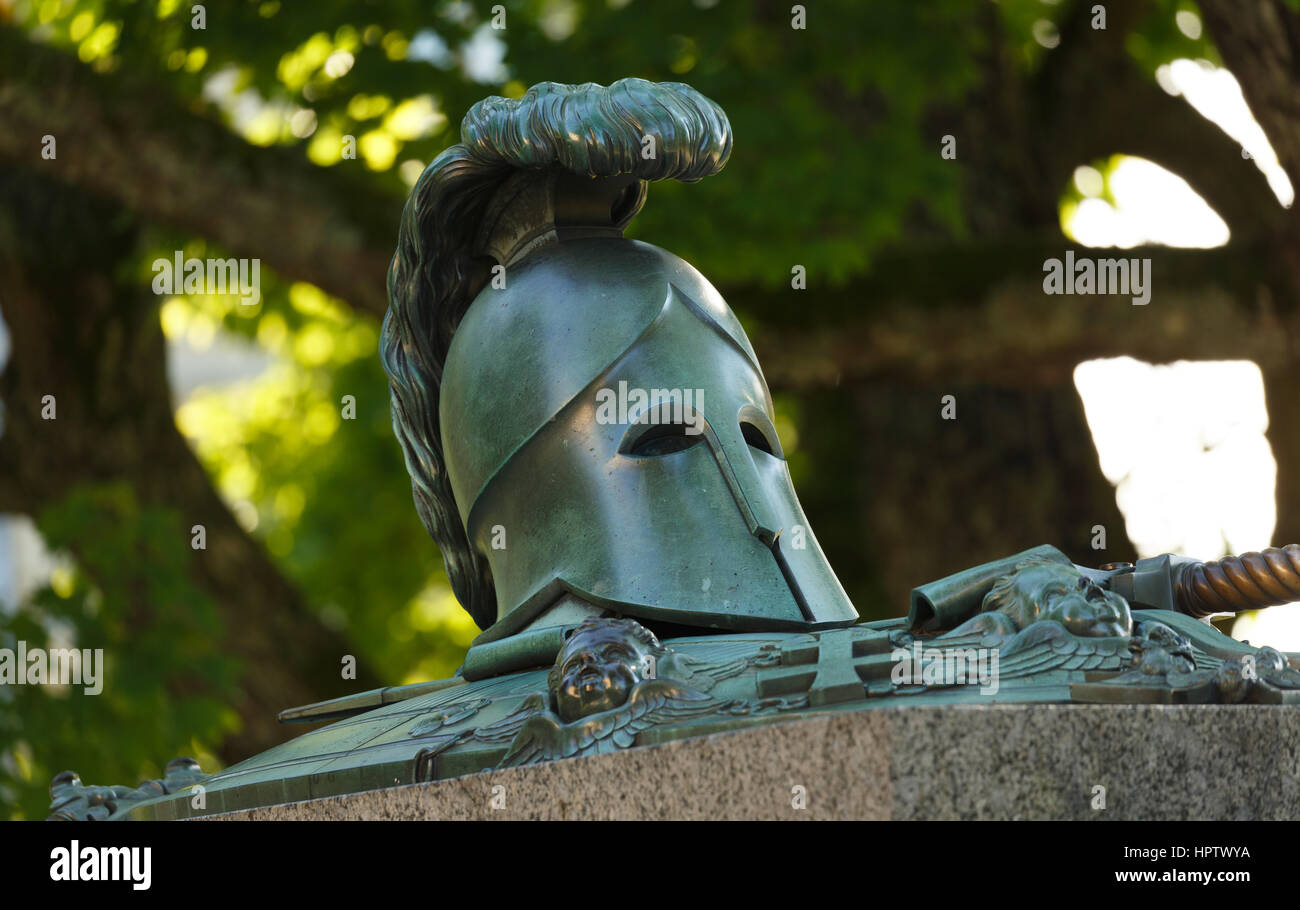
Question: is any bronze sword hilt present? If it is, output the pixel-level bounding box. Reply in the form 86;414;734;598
1088;545;1300;618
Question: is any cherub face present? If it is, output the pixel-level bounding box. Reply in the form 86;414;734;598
999;564;1132;637
553;625;653;722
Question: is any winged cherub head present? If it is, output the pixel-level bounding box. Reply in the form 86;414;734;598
548;618;667;722
982;558;1133;638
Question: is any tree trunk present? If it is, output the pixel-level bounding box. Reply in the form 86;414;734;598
788;378;1133;617
1262;363;1300;549
0;170;379;762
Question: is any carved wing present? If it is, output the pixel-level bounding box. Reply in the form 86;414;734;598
994;621;1135;679
470;692;551;746
930;611;1021;650
496;680;725;768
1262;664;1300;688
495;713;570;767
612;678;727;739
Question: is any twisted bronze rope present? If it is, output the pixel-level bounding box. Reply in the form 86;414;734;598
1174;544;1300;618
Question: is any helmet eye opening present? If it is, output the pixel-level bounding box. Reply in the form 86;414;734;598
623;421;704;458
736;403;784;459
741;421;776;456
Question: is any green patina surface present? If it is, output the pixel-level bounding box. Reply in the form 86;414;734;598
100;599;1298;820
46;77;1300;822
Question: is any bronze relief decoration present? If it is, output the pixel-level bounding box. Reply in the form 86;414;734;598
42;77;1300;822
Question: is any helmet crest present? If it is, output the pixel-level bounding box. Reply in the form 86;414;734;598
381;80;733;627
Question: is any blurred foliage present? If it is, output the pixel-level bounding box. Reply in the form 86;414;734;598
0;484;239;819
6;0;1216;280
11;0;988;283
0;0;1226;819
162;245;479;687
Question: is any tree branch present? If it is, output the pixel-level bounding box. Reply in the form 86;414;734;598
0;26;396;318
743;240;1297;391
1199;0;1300;299
1200;0;1300;188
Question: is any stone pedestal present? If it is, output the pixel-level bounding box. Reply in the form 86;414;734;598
210;705;1300;820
